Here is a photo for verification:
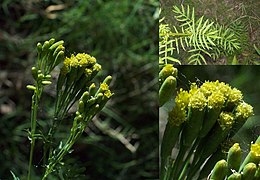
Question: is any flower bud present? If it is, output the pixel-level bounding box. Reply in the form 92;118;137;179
102;75;112;85
53;45;65;57
78;100;85;114
42;40;50;51
227;143;242;172
210;159;228;180
49;38;55;45
81;92;89;103
37;43;42;54
159;64;177;85
242;162;257;180
42;80;52;85
159;76;176;107
38;73;44;80
31;67;38;80
49;40;64;50
45;74;52;80
88;83;96;96
26;85;36;91
53;51;64;67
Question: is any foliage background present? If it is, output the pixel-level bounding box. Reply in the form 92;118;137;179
160;0;260;64
0;0;159;179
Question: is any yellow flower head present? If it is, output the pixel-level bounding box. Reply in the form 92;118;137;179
218;112;235;130
168;106;186;126
200;81;217;97
208;91;225;109
100;83;109;91
64;53;97;69
189;90;207;111
161;64;178;78
104;90;113;98
189;83;198;96
175;89;190;109
235;102;254;120
227;88;243;105
218;82;231;99
250;143;260;162
100;83;112;98
93;63;102;72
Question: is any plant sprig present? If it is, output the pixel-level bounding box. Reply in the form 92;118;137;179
26;38;113;180
159;5;244;64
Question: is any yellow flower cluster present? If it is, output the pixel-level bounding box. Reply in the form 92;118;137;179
168;80;253;128
100;83;113;98
62;53;101;76
251;143;260;161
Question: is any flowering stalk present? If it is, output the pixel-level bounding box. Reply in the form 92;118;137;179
26;38;113;179
27;38;65;180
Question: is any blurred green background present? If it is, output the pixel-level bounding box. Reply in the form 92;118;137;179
173;66;260;154
161;0;260;64
0;0;159;179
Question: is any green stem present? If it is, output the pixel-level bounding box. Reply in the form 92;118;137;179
28;84;42;180
43;122;85;179
171;143;187;178
177;139;200;179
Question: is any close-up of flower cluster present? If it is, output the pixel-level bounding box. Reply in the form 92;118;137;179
160;70;254;180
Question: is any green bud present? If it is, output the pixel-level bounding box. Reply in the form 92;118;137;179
53;51;64;67
78;100;85;114
53;44;65;57
75;111;81;116
74;114;83;123
102;75;112;85
49;40;64;50
49;38;55;45
26;85;36;91
227;143;242;172
42;80;52;85
210;159;228;180
45;74;52;80
37;43;42;54
159;76;176;107
38;73;44;80
88;83;96;96
42;41;50;51
31;67;38;80
96;93;104;103
242;163;257;180
82;92;89;103
227;172;241;180
159;64;178;85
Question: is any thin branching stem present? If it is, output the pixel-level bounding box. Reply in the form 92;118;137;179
28;83;42;180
